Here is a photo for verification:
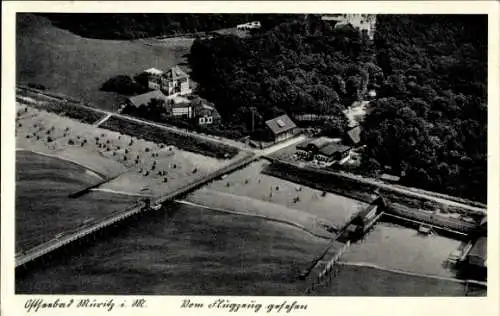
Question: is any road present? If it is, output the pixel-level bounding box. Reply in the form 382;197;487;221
19;86;485;214
333;170;486;214
22;85;306;157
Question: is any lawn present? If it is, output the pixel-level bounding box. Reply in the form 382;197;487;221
100;116;239;159
16;14;193;111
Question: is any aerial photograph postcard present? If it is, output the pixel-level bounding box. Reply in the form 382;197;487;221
13;11;488;297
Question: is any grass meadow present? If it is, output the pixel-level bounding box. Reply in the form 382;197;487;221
16;14;193;111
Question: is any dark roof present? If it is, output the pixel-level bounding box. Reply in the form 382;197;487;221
469;236;487;260
265;114;297;135
309;137;335;150
297;137;335;151
128;90;167;107
347;125;362;144
296;141;310;151
317;143;351;156
190;97;220;119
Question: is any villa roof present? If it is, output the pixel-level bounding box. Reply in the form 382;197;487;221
163;66;189;81
265;114;297;135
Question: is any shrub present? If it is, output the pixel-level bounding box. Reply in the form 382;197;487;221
27;82;47;90
68;139;75;145
47;136;53;142
100;75;147;95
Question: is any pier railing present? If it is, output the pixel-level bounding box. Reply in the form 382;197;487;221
304;241;350;294
16;152;258;268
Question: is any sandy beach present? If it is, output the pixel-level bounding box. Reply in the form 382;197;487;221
182;188;336;239
15;102;232;196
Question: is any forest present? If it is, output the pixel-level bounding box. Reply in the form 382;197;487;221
37;13;487;201
188;14;487;202
363;15;487;202
189;15;377;138
38;13;299;39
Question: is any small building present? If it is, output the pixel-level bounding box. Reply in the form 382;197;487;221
467;236;487;269
166;95;193;118
315;143;351;164
127;90;169;108
237;21;261;31
265;114;297;143
380;173;401;183
345;196;385;239
143;68;164;90
367;89;377;99
296;137;337;160
191;97;221;126
163;66;191;96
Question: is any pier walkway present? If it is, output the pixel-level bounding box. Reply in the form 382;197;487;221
15;152;258;269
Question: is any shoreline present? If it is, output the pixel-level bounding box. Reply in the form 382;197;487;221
181;188;337;239
337;261;487;287
16;148;105;181
175;199;333;240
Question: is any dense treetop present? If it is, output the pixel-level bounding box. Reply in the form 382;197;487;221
189;14;487;202
362;15;487;202
39;13;487;202
38;13;299;39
